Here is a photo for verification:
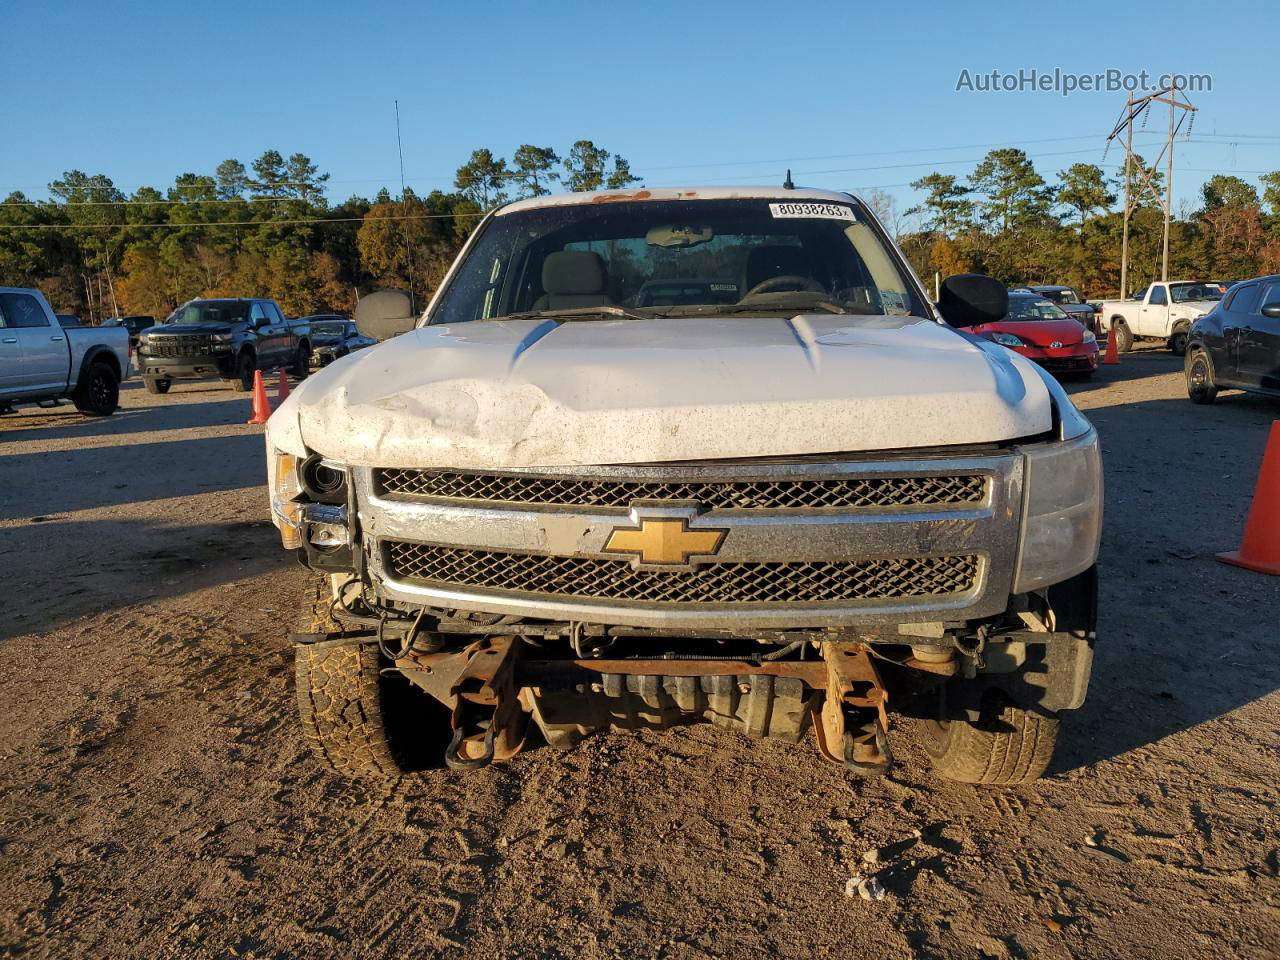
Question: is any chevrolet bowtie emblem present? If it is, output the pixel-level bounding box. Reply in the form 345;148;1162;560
604;518;727;566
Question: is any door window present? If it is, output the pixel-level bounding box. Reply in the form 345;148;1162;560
0;293;51;327
1228;285;1261;315
264;302;286;324
250;303;268;327
1148;286;1167;306
1258;285;1280;313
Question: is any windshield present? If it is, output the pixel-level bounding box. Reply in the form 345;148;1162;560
311;321;347;336
166;301;250;325
429;198;924;325
1006;297;1069;321
1170;282;1223;303
1039;288;1081;304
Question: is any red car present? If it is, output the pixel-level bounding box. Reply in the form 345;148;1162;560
972;293;1100;379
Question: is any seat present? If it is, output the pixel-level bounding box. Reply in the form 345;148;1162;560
533;251;613;310
741;245;815;296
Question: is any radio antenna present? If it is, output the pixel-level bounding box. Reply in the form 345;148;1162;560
395;99;417;313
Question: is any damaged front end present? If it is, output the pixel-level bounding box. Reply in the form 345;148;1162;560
277;445;1099;779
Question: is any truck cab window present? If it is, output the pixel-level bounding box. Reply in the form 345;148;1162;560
1148;286;1167;306
0;293;50;327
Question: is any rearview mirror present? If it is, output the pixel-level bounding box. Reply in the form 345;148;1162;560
355;289;418;341
1261;304;1280;319
937;274;1007;328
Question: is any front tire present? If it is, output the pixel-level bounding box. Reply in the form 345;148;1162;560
293;575;442;779
143;377;171;395
921;694;1059;785
1169;326;1189;356
1186;348;1218;404
289;343;310;379
230;352;255;392
72;361;119;416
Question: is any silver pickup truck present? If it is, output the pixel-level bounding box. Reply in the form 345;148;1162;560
267;187;1102;787
0;287;129;416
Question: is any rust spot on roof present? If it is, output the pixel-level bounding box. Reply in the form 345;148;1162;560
591;190;652;204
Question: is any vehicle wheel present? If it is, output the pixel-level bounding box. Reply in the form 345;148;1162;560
230;352;255;392
143;377;171;395
1186;348;1218;404
1111;319;1134;353
293;575;443;778
289;343;310;380
1169;326;1189;357
72;361;119;416
921;692;1059;785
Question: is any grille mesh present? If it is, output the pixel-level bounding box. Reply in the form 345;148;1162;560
375;468;986;510
144;334;211;358
386;542;977;605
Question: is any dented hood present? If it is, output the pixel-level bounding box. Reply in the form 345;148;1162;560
274;315;1054;468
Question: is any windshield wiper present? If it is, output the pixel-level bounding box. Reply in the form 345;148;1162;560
494;305;656;322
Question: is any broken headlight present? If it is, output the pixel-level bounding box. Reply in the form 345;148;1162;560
269;450;305;549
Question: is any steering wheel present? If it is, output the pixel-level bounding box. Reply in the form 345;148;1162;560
741;275;825;299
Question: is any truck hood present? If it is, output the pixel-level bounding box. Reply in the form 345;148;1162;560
274;314;1054;468
1173;300;1218;314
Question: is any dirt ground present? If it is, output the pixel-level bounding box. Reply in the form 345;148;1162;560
1;350;1278;960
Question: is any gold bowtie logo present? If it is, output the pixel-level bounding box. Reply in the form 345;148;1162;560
604;518;726;566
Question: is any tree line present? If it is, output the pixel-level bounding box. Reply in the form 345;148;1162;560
884;148;1280;298
3;141;1280;322
0;140;638;322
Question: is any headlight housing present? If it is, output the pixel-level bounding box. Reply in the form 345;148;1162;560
1013;427;1103;593
1082;330;1096;344
990;332;1025;347
269;451;305;549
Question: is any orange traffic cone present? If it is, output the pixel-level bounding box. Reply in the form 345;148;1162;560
1102;326;1120;365
246;370;271;425
1217;421;1280;575
277;368;290;404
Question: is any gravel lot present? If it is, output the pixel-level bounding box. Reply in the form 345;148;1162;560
1;350;1278;959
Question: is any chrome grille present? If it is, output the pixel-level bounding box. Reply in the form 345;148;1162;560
374;468;986;510
386;542;977;605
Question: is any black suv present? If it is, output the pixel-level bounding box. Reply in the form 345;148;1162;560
137;298;311;393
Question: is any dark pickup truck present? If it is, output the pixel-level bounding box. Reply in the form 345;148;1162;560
137;298;312;393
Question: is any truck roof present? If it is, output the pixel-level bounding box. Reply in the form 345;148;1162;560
498;186;861;216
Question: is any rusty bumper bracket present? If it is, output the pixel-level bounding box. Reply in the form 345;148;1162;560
813;643;893;777
398;636;527;770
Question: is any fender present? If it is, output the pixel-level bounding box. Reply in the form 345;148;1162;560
75;344;122;387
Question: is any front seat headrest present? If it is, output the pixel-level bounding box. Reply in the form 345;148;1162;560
543;251;607;295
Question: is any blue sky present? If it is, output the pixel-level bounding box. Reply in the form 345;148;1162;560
4;0;1278;219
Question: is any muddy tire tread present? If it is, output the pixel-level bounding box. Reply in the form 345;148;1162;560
293;576;401;780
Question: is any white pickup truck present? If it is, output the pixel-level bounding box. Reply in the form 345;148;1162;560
266;187;1102;787
0;286;129;416
1096;280;1224;356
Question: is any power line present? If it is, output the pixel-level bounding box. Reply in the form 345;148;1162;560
0;211;487;231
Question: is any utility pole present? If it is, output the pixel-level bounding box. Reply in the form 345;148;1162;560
1120;93;1132;300
1105;78;1196;293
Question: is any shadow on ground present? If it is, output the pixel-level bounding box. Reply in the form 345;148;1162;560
1052;391;1280;774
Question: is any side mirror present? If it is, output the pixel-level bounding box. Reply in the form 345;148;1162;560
937;274;1007;329
251;316;267;329
355;289;418;341
1261;304;1280;319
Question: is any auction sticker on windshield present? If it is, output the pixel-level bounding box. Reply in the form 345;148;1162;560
769;202;856;220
